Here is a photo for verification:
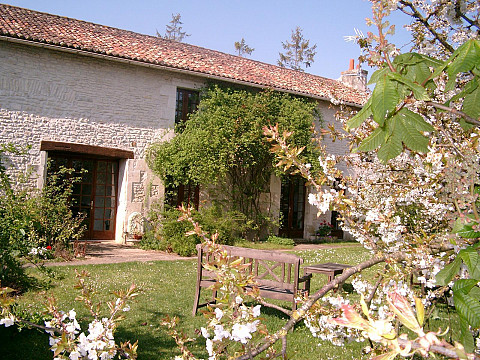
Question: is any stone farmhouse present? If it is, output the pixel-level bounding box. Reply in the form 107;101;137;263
0;4;368;243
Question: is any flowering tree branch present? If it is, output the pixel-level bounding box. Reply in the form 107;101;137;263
398;0;455;53
426;101;480;126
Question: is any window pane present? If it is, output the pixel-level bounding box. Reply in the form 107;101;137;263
97;172;106;184
104;208;113;219
82;184;92;195
105;171;112;185
104;197;113;208
94;220;103;231
94;208;103;219
97;161;107;172
81;196;90;207
95;196;105;208
72;183;81;195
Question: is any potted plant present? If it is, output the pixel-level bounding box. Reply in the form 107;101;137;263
128;212;144;240
315;222;333;238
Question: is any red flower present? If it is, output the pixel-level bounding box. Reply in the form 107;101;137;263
46;245;52;250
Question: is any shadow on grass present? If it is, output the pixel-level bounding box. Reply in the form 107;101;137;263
117;308;209;360
0;326;51;360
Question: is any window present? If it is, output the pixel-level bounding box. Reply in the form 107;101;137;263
165;179;199;210
175;88;199;131
168;88;200;209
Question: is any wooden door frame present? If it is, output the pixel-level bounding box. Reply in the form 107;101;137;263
279;176;306;238
46;152;120;240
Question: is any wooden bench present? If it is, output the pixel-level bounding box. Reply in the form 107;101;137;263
193;244;312;315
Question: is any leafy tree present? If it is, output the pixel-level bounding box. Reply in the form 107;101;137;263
158;13;190;42
234;38;254;57
277;26;317;71
147;85;320;238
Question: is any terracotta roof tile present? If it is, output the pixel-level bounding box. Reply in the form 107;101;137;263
0;4;368;106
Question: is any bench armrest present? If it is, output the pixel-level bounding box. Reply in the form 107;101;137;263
298;273;312;283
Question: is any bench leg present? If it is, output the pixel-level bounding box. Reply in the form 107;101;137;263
192;284;201;316
211;289;217;305
303;274;311;295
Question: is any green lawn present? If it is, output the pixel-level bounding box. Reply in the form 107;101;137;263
1;246;459;359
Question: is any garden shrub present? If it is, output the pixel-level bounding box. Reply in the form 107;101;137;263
27;164;86;251
265;235;295;247
0;146;85;289
142;202;252;256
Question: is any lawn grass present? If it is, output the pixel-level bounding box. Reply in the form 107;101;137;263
2;246;460;359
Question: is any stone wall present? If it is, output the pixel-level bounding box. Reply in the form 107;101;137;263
0;40;203;242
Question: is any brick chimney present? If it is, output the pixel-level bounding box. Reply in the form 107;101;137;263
338;59;368;92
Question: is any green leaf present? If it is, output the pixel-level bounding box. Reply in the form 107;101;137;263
453;290;480;327
445;72;458;92
371;75;399;126
459;118;476;131
368;67;390;85
377;133;402;163
435;256;461;286
453;279;478;294
459;316;475;353
398;116;430;153
393;52;442;67
458;247;480;279
448;40;480;77
388;72;429;100
468;285;480;299
399;109;434;132
463;87;480;119
446;77;479;105
452;215;480;239
413;61;435;85
385;113;400;137
346;97;372;130
430;58;450;79
356;127;385;152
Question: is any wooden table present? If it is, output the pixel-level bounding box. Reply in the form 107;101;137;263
303;262;352;282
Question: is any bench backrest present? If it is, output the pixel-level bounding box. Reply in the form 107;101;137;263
197;244;303;291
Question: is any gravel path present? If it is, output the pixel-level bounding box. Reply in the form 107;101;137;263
45;241;361;267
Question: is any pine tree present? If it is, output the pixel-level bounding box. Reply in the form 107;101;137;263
234;38;254;57
277;26;317;71
157;13;190;42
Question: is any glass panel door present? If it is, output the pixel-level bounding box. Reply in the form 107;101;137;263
48;156;118;240
92;160;117;239
279;175;306;238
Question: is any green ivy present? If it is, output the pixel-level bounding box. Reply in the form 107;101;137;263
147;85;321;237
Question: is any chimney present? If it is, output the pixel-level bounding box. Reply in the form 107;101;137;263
338;59;368;92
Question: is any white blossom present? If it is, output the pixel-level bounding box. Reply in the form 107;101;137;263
0;315;15;327
252;304;261;318
214;308;224;321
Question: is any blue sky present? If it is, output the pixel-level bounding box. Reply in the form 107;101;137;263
4;0;413;80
